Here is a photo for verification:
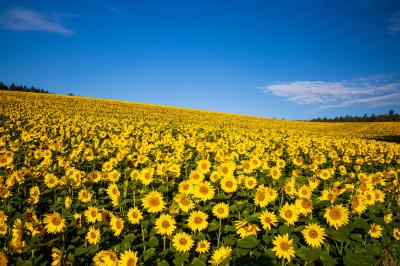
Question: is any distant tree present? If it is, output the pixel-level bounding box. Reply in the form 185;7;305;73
309;111;400;122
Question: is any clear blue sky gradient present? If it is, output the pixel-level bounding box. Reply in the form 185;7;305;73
1;0;400;119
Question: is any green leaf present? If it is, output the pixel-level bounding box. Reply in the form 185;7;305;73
149;235;160;247
144;248;156;261
237;235;260;249
278;225;291;235
173;252;189;266
350;234;362;242
296;246;321;261
191;257;206;266
320;251;337;266
329;224;353;242
208;221;220;232
121;238;131;251
157;261;170;266
343;251;374;266
126;233;136;242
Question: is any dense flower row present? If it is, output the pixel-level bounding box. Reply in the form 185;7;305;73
0;91;399;265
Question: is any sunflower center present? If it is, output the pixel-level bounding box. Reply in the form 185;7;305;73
149;197;160;207
329;208;341;220
217;208;225;214
327;194;334;200
248;180;253;185
308;229;318;238
280;242;290;251
351;198;360;208
179;238;187;245
180;198;190;206
194;217;203;224
199;186;209;194
162;221;170;229
127;258;136;266
257;192;265;201
91;232;97;239
225;181;233;188
52;216;62;226
285;210;293;218
264;217;271;223
131;212;138;219
371;227;377;233
116;220;122;229
91;210;97;217
182;184;189;190
302;200;311;209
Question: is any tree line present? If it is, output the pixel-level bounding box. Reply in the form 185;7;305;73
310;110;400;122
0;82;51;94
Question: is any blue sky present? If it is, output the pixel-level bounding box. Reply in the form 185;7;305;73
0;0;400;120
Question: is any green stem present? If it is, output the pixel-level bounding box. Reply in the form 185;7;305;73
141;224;146;252
217;219;222;247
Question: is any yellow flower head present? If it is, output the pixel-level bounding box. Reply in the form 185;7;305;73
188;211;208;232
155;214;176;236
172;232;194;253
209;246;232;266
302;223;326;248
43;212;65;234
324;204;349;229
272;234;295;262
142;191;165;213
212;203;230;219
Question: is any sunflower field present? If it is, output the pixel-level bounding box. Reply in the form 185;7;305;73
0;90;400;265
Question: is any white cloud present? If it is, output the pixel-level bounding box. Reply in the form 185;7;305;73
263;74;400;109
388;11;400;35
105;7;122;15
0;7;75;35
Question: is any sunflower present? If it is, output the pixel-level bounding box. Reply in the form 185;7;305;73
194;181;215;201
172;232;194;252
196;239;211;254
297;185;312;199
65;196;72;209
44;173;59;189
189;170;205;183
127;207;143;224
270;167;281;180
384;213;393;224
142;191;165;213
259;210;278;231
324;204;349;229
174;194;195;213
155;214;176;236
86;227;101;245
209;246;232;266
197;159;211;174
279;203;299;226
295;198;313;215
393;228;400;240
271;234;295;262
85;206;102;224
368;223;383;238
254;185;268;207
350;195;367;215
78;189;92;203
51;247;62;266
43;212;65;234
110;216;124;236
139;167;154;186
178;180;194;195
0;222;7;235
188;211;208;232
119;250;138;266
107;183;120;202
318;189;337;203
93;250;118;266
244;176;257;190
235;220;260;238
220;175;238;193
302;223;326;248
212;203;230;219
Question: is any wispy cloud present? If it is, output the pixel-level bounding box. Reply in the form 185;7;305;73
0;7;75;35
388;11;400;35
262;74;400;109
104;6;122;15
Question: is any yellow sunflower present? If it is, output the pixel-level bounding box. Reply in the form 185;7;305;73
194;181;215;201
44;173;59;189
196;239;211;254
279;203;299;226
172;232;194;252
86;226;101;245
220;175;238;193
295;198;313;216
78;189;92;203
212;203;230;219
51;247;61;266
254;185;268;207
368;223;382;238
93;250;118;266
244;176;257;190
139;167;154;186
43;212;65;234
155;214;176;236
350;195;367;215
197;159;211;174
174;194;195;213
259;210;278;231
178;180;194;195
110;216;124;236
393;228;400;240
119;250;138;266
209;246;232;266
272;234;295;262
302;223;326;248
142;191;165;213
127;207;143;224
85;206;102;224
235;220;260;238
324;204;349;229
188;211;208;232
